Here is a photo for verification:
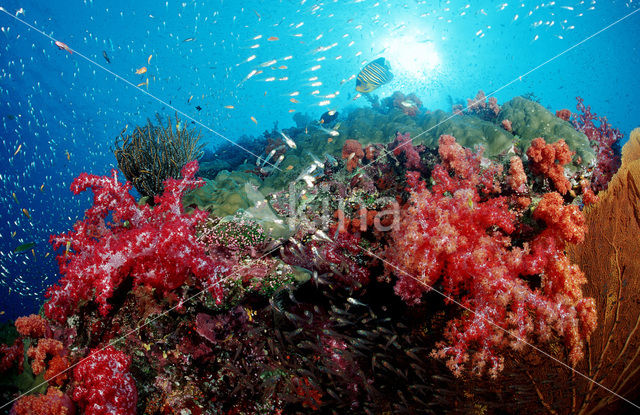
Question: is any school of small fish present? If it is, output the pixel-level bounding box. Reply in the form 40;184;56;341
0;0;612;318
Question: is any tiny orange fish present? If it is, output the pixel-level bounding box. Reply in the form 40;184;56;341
224;105;234;109
22;208;30;219
268;36;279;41
55;41;72;54
327;137;333;143
286;165;294;170
65;150;70;161
250;116;258;124
147;54;152;64
278;65;288;69
135;66;147;75
290;98;299;103
188;95;193;103
13;144;21;156
288;109;296;113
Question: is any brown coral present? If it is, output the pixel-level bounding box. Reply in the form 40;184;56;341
342;139;364;172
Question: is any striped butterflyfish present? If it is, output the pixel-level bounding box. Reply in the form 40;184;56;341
355;57;393;93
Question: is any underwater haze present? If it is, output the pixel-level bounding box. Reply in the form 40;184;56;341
1;0;639;321
1;0;640;413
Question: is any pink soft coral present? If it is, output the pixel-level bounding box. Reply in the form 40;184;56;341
392;132;422;170
572;97;623;193
72;346;136;415
386;134;596;377
45;161;225;323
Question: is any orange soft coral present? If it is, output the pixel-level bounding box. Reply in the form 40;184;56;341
11;387;75;415
27;338;66;381
15;314;51;338
526;137;573;194
507;156;527;193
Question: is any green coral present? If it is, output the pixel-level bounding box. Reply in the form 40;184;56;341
498;96;595;166
183;170;263;217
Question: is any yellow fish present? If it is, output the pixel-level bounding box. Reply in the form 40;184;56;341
355;57;393;93
12;193;18;204
13;144;22;156
135;66;147;75
224;105;234;109
22;208;30;219
40;184;45;192
286;165;294;170
250;116;258;124
65;150;70;161
147;54;152;64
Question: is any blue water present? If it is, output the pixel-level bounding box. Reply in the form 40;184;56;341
0;0;638;323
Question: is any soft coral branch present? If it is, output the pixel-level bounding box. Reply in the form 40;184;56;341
387;134;596;377
45;161;225;323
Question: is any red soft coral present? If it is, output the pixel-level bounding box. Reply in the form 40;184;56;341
386;134;596;377
44;161;226;323
526;137;573;194
0;338;24;373
72;346;137;415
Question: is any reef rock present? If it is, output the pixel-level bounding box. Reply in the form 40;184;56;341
499;96;595;166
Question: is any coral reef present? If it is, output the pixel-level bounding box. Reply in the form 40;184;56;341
2;95;631;415
499;96;595;167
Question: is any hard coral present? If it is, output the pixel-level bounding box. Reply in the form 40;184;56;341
526;137;573;194
386;134;596;377
72;346;137;415
45;161;225;323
